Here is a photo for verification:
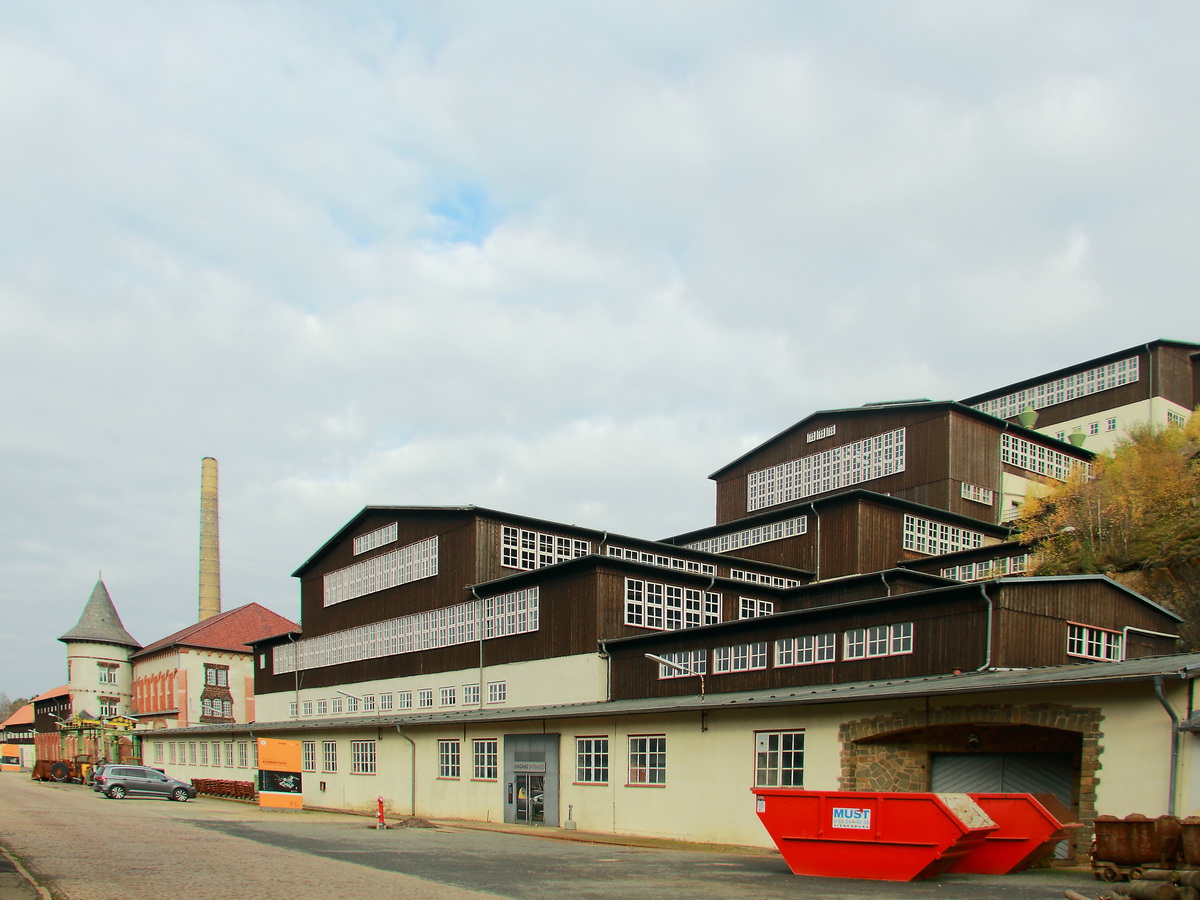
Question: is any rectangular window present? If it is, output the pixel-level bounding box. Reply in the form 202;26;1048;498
1106;417;1117;432
302;700;313;716
323;534;439;607
960;482;995;506
747;428;906;511
1089;421;1100;435
200;742;209;766
1067;623;1124;661
463;684;480;705
844;623;914;660
238;742;249;768
316;699;328;715
353;521;398;555
902;514;986;556
473;739;498;780
628;735;666;785
188;742;198;765
363;694;376;712
396;691;413;710
576;737;609;784
99;697;118;717
418;689;434;708
684;516;808;555
302;741;316;772
755;730;804;788
624;577;722;630
351;740;376;775
713;642;768;674
211;742;221;767
331;698;343;714
379;693;393;711
775;633;837;667
487;682;506;704
322;741;338;772
438;739;461;778
98;664;118;684
345;695;359;713
652;649;707;679
739;597;775;619
289;702;298;717
971;356;1139;420
154;742;164;763
169;742;177;765
500;525;590;571
440;686;456;707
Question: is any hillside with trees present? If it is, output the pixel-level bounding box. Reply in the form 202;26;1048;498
1014;410;1200;645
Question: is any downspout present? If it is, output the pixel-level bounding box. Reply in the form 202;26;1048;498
881;570;891;596
396;725;417;816
471;586;485;704
1153;675;1180;817
975;583;993;672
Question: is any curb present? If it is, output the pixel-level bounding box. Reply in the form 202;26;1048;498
0;846;51;900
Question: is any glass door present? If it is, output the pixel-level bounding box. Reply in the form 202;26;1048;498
515;774;545;825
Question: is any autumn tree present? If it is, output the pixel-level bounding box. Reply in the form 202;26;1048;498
1014;409;1200;643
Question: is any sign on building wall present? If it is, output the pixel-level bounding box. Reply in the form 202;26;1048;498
1;744;20;772
257;738;302;810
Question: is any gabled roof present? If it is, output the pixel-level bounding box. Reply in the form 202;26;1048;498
131;602;299;659
32;685;69;703
1;704;34;728
707;400;1090;480
58;580;141;649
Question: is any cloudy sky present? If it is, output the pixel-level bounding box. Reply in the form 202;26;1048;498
1;2;1195;700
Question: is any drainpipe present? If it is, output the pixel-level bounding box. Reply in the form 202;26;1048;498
974;583;993;672
396;725;417;816
471;586;485;705
1153;675;1180;817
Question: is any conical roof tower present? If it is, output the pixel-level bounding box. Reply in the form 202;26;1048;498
59;580;141;649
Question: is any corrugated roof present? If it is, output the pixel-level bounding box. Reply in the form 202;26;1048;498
58;580;140;649
150;652;1200;737
132;602;299;658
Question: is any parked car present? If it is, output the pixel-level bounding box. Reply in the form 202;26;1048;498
92;765;196;801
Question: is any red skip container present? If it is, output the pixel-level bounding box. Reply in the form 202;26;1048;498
949;793;1079;875
752;790;998;882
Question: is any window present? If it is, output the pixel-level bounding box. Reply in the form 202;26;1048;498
775;633;836;667
755;731;804;788
685;516;808;555
418;689;434;708
322;741;338;772
463;684;480;705
289;702;298;717
331;698;343;714
903;515;985;556
971;356;1139;419
323;534;439;606
440;686;456;707
200;742;209;766
316;699;328;715
188;742;198;765
1067;623;1123;661
379;693;393;711
99;697;118;717
169;742;177;765
211;742;221;767
302;741;316;772
960;482;995;506
154;742;164;762
345;695;359;713
1000;433;1086;482
605;545;716;576
396;691;412;710
237;742;248;768
98;664;118;684
843;622;913;660
438;740;461;778
253;742;259;767
653;649;706;679
1168;410;1187;428
473;739;498;780
204;666;229;687
363;694;376;712
624;577;721;630
628;736;666;785
747;428;906;511
576;737;609;784
351;740;376;775
1106;417;1117;432
223;742;234;768
501;525;590;570
353;521;398;555
487;682;506;704
1089;421;1100;435
713;642;768;673
302;701;313;716
739;597;775;619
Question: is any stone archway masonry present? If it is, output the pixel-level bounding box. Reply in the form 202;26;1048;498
839;702;1103;860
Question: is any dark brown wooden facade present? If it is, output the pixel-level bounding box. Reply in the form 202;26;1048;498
605;577;1180;701
706;402;1090;527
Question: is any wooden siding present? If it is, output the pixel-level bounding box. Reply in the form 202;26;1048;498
991;580;1179;667
608;590;989;700
1158;344;1199;410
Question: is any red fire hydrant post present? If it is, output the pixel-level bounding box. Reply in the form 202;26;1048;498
377;796;386;829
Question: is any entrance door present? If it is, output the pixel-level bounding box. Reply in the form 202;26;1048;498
515;774;545;825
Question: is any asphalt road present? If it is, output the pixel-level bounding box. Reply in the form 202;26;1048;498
0;773;1104;900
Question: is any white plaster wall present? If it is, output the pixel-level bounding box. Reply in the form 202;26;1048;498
1034;398;1193;455
67;640;133;717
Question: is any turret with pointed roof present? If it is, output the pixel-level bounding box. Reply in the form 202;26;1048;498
58;580;141;649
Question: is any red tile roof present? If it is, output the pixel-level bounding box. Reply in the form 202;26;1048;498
1;704;34;728
32;685;69;702
132;603;299;658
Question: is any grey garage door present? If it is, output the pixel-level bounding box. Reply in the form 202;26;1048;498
930;752;1074;807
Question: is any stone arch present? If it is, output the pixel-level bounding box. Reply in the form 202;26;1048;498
839;702;1103;862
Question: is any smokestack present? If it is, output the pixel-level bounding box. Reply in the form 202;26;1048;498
199;457;222;622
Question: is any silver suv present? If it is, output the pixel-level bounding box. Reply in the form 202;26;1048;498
92;765;196;802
